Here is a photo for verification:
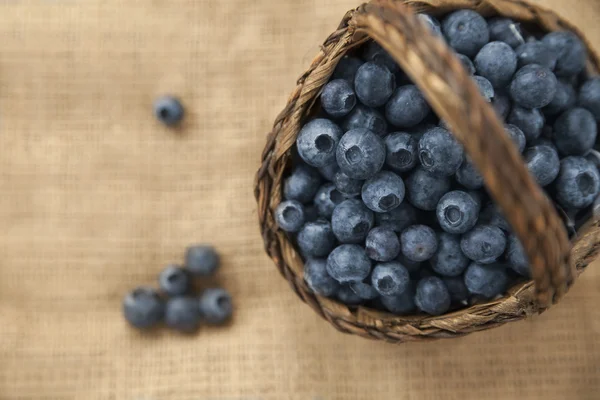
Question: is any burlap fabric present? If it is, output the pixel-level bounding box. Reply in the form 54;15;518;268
0;0;598;399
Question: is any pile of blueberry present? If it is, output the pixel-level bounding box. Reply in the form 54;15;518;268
275;10;600;316
123;245;233;332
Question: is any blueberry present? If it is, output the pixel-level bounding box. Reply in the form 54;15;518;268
508;105;545;141
442;10;490;57
297;219;336;257
198;288;232;324
333;56;364;84
436;190;479;234
318;163;339;182
365;226;401;262
479;203;511;232
158;265;191;296
464;263;509;299
371;262;410;297
381;281;416;314
516;41;557;70
384;132;418;172
401;224;438;262
354;61;396;108
524;144;560;186
553;108;597;156
321;79;357;118
336;284;364;305
314;183;344;218
475;42;518;88
430;232;469;277
327;244;372;283
456;157;484;190
374;202;418;232
415;276;451;315
336;128;386;179
303;258;340;296
283;164;322;203
419;14;442;36
504;124;526;153
578;78;600;120
543;31;587;77
385;85;431;128
418;127;464;176
506;235;530;277
473;76;495;102
457;53;476;75
349;281;379;300
361;171;405;213
123;287;164;329
543;79;576;116
185;245;219;276
164;296;201;333
488;18;524;48
442;276;469;304
342;104;387;136
331;199;374;243
554;156;600;209
510;64;557;108
154;96;184;126
492;93;512;120
333;171;363;197
461;225;507;264
275;200;305;232
296;118;343;167
406;167;451;210
362;41;400;74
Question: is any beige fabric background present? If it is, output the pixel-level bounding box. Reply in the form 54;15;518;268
0;0;598;399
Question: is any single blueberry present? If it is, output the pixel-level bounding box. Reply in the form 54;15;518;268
296;118;343;167
336;284;364;305
331;199;374;243
362;41;400;74
504;124;526;153
510;64;558;108
419;14;442;36
274;200;305;232
164;296;201;333
365;226;401;262
304;258;340;297
333;170;363;197
415;276;451;315
336;128;386;180
464;263;509;299
442;10;490;57
371;262;410;297
554;156;600;209
385;85;431;128
361;171;405;213
333;56;364;85
456;157;484;190
327;244;372;283
436;190;480;234
283;163;322;203
508;105;545;142
543;31;587;77
384;132;418;172
524;144;560;186
158;265;191;296
381;281;416;314
185;245;219;276
475;41;518;88
506;235;530;277
473;76;495;102
479;203;512;232
354;61;396;108
418;127;464;176
342;104;387;136
492;93;512;120
313;183;344;218
375;202;418;233
461;225;507;264
406;167;451;210
543;79;576;116
318;162;339;182
401;224;438;262
442;276;469;304
349;281;379;300
553;108;597;156
578;78;600;120
457;53;476;75
123;287;164;329
515;40;557;70
198;288;233;325
297;219;336;257
154;96;184;126
321;79;357;118
488;18;524;48
430;232;469;277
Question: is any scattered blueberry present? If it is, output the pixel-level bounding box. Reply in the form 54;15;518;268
456;157;484;189
321;79;357;118
333;171;363;197
578;78;600;120
354;61;396;107
436;190;479;234
488;18;524;49
464;263;509;299
418;127;464;176
473;75;495;102
510;64;557;109
460;225;506;264
185;245;220;276
327;244;372;283
431;232;469;277
371;262;410;297
336;128;386;180
554;156;600;209
401;224;438;262
384;132;418;172
342;104;387;136
314;183;344;218
154;96;184;126
361;171;405;213
283;164;322;204
365;226;401;262
508;105;545;142
415;276;451;315
296;118;343;167
275;200;305;232
553;107;597;156
123;287;164;329
385;85;431;128
406;167;451;210
331;199;374;243
515;40;557;70
506;235;530;277
543;31;587;77
164;296;201;333
158;265;191;297
374;202;418;233
297;219;336;257
442;10;490;57
524;144;560;186
198;288;232;324
333;56;364;85
475;42;517;88
304;258;340;296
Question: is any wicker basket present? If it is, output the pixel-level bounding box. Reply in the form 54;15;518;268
255;0;600;343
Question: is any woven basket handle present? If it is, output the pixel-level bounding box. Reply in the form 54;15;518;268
350;0;574;308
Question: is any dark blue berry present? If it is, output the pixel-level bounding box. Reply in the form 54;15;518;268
406;167;451;210
354;61;396;107
480;203;511;232
342;104;387;136
418;127;464;176
578;78;600;120
385;85;431;128
362;41;400;74
553;108;597;156
456;157;484;189
375;202;418;233
361;171;405;213
524;144;560;186
336;285;364;305
401;224;438;262
457;53;476;75
508;105;545;142
430;233;469;277
415;276;451;315
371;262;410;297
510;64;557;108
333;170;363;197
165;296;201;333
159;265;191;296
336;128;386;179
331;199;374;243
554;156;600;209
464;263;509;299
297;219;336;257
443;276;469;304
488;18;524;48
543;79;576;116
304;258;340;297
543;31;587;77
381;281;416;314
283;164;322;203
185;245;219;276
442;10;490;57
314;183;344;218
384;132;418;172
516;40;557;70
365;226;401;262
506;235;530;277
318;163;339;181
321;79;356;118
475;41;518;88
123;287;164;329
275;200;305;232
198;288;232;324
461;225;507;264
473;76;495;102
419;14;442;36
333;56;364;84
327;244;372;283
505;124;526;153
492;93;512;120
154;96;184;126
349;282;379;300
436;190;479;234
296;118;343;167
